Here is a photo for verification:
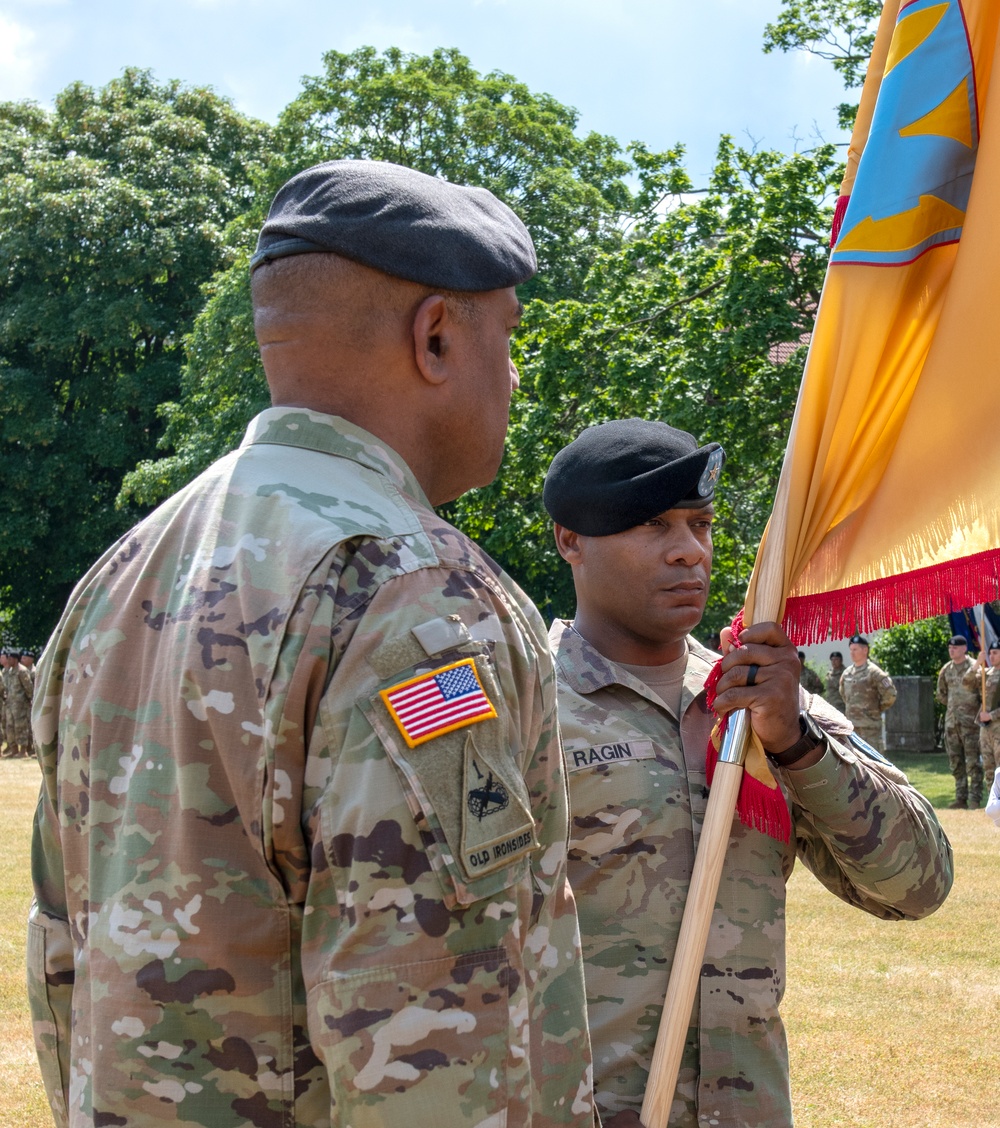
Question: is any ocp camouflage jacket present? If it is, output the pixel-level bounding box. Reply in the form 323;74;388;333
29;409;594;1128
551;621;953;1128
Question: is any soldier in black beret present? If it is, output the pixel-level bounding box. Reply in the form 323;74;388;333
938;633;982;806
251;159;534;499
543;417;724;536
30;159;600;1126
542;418;951;1127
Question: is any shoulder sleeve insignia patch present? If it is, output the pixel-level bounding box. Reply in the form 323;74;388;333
380;657;498;748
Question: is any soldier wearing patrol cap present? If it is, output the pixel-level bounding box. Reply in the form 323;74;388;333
839;634;897;753
2;647;33;757
30;161;594;1127
964;642;1000;784
0;647;9;756
543;418;952;1128
937;634;983;807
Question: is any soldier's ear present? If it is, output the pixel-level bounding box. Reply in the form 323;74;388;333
412;294;452;385
553;523;583;565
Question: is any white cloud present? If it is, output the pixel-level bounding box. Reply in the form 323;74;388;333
0;12;46;99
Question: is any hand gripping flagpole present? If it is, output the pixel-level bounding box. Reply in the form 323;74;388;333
638;709;752;1128
640;462;793;1128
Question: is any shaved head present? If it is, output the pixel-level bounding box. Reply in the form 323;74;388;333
252;252;479;355
249;251;521;507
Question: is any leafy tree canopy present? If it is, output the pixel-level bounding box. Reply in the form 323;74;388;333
870;617;953;678
278;46;634;302
121;45;638;508
450;138;841;631
0;69;268;644
763;0;882;128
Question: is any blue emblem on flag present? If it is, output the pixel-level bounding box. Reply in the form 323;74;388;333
833;0;978;267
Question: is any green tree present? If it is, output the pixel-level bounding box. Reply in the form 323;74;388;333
870;617;952;678
450;138;841;630
278;46;633;302
123;56;840;634
763;0;883;128
120;45;636;508
0;69;268;643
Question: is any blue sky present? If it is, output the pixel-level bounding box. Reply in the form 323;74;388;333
0;0;851;182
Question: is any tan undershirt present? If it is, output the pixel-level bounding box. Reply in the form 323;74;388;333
617;644;689;719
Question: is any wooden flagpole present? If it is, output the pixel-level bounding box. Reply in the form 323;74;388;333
640;474;792;1128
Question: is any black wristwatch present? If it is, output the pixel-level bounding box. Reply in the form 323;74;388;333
766;712;826;768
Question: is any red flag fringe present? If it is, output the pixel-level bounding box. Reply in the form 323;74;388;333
830;194;850;247
705;715;792;843
781;548;1000;646
703;610;792;844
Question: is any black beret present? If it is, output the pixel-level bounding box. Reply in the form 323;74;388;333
250;159;536;290
543;418;725;536
849;635;869;646
949;635;968;646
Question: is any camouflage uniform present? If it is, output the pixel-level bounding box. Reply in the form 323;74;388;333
798;664;823;696
0;660;7;755
938;654;984;804
839;659;897;752
30;409;594;1128
4;658;34;756
551;621;952;1128
824;666;846;712
963;662;1000;778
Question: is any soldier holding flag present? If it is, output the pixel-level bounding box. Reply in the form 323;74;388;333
540;418;952;1128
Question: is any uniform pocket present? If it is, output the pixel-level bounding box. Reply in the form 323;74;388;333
27;915;72;1124
308;946;526;1128
362;653;538;907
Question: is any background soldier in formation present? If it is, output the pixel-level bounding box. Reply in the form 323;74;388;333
0;649;7;753
825;650;846;712
840;635;897;752
965;642;1000;782
937;635;985;808
797;650;824;696
1;647;34;757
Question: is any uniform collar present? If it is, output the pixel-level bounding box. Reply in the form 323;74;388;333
548;618;718;717
241;407;433;510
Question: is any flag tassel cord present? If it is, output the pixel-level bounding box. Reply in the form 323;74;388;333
782;547;1000;646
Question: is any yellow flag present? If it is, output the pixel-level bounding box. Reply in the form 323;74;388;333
745;0;1000;640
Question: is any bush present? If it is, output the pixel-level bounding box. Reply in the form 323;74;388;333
869;616;951;678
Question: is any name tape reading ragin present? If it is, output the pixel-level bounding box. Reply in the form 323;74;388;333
566;739;655;772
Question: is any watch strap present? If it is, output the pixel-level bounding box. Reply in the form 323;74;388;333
766;713;825;767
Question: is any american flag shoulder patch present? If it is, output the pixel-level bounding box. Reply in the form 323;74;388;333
380;658;498;749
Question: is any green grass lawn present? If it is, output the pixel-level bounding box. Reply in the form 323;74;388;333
2;753;996;1127
888;749;958;809
0;760;51;1127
